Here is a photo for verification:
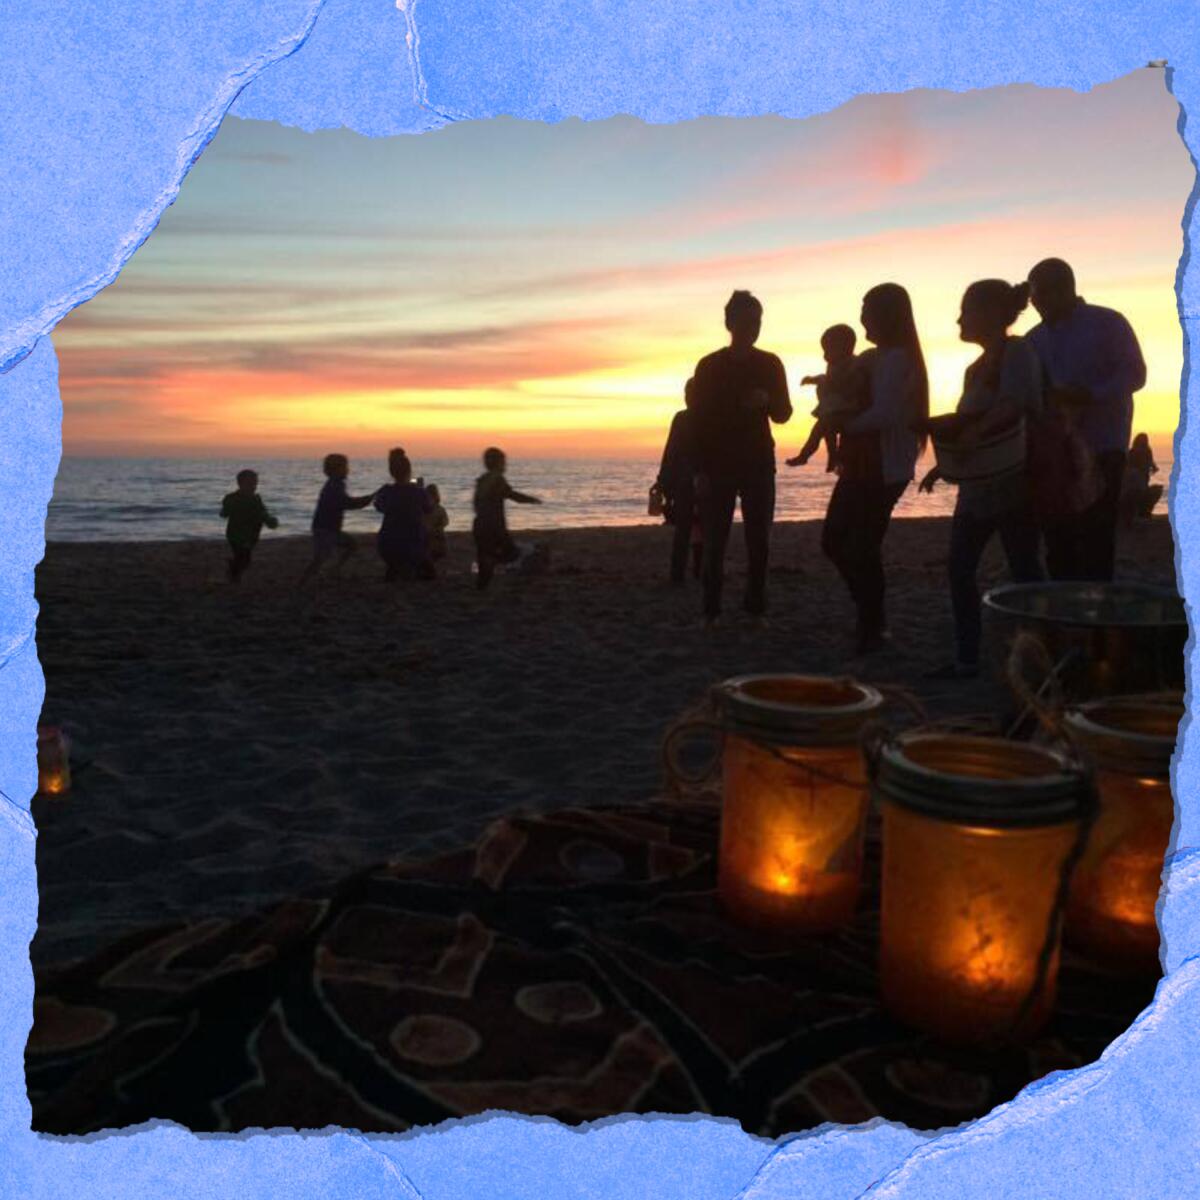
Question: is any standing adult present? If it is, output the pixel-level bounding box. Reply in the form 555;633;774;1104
1024;258;1146;581
654;378;700;586
689;291;792;626
819;283;927;655
919;280;1044;679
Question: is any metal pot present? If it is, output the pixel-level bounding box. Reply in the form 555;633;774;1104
982;581;1186;703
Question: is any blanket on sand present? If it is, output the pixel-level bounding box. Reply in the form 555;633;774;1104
28;797;1156;1135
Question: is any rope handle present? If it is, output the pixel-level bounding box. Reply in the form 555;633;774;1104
1005;632;1079;739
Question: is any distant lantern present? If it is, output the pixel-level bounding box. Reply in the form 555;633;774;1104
36;725;71;797
710;675;884;933
1062;694;1180;972
874;733;1093;1044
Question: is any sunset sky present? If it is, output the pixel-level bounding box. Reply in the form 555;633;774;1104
55;69;1191;459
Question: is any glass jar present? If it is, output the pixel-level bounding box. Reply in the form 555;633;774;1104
37;725;71;797
713;675;883;933
875;733;1091;1044
1062;694;1180;972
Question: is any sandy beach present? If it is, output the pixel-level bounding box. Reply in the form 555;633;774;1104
31;515;1178;968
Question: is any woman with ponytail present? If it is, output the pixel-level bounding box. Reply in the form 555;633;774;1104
919;278;1044;679
818;282;926;655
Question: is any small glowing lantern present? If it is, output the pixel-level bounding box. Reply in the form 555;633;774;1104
1062;694;1180;972
37;725;71;797
875;734;1091;1044
713;675;883;932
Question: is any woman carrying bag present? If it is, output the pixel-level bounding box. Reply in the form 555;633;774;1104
919;279;1045;680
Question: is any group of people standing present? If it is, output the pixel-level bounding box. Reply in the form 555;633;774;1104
654;258;1149;677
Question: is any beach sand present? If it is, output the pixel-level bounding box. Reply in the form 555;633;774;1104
31;515;1178;967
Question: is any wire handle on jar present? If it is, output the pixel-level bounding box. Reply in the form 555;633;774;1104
991;764;1100;1050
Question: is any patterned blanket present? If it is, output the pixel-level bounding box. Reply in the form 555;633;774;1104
28;797;1156;1135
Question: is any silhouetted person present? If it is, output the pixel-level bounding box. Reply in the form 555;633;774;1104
655;378;701;585
786;324;869;472
1121;432;1164;524
473;447;542;590
689;290;792;625
817;283;927;655
374;448;434;581
919;280;1044;679
220;468;278;582
298;453;377;586
1025;258;1146;581
425;483;450;562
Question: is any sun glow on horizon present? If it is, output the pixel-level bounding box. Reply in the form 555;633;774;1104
55;72;1190;459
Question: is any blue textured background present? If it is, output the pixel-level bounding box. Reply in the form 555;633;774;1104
2;2;1198;1195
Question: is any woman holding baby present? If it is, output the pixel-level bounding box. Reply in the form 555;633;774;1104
808;283;928;656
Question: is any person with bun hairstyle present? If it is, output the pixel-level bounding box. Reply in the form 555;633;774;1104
374;447;434;581
818;282;926;655
919;279;1044;679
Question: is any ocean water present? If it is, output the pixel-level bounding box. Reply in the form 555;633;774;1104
44;452;1172;543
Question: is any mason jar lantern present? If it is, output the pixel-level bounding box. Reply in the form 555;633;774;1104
36;725;71;797
1062;694;1180;972
712;675;884;933
874;733;1092;1044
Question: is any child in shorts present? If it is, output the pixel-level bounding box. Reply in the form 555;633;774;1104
220;468;278;582
473;447;542;590
297;453;377;586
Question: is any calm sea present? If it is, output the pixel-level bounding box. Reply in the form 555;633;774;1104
45;452;1173;543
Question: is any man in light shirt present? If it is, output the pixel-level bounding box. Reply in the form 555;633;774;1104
1025;258;1147;581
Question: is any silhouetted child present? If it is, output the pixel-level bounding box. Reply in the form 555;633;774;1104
473;447;542;590
220;468;278;582
786;324;869;471
374;448;434;581
1121;432;1163;524
424;483;449;562
298;453;377;586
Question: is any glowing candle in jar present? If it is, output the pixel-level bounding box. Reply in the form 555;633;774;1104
713;675;883;933
36;725;71;797
875;734;1091;1044
1063;695;1180;972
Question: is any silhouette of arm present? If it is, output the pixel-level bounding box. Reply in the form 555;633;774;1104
1093;309;1147;406
220;495;232;517
768;355;792;424
346;491;376;510
259;497;280;529
844;350;911;434
509;488;541;505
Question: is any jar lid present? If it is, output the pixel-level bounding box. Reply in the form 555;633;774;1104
874;732;1091;827
1063;693;1182;778
714;674;884;747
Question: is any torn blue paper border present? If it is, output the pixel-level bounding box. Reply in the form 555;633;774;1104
2;1;1197;1195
